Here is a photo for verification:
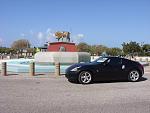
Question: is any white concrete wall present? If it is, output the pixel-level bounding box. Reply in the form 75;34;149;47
134;57;150;62
34;52;91;64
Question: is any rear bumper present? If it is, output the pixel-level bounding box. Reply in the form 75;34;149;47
141;65;144;76
142;68;144;76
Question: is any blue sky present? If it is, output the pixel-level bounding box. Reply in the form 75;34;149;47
0;0;150;47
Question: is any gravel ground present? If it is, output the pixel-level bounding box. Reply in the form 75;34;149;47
0;66;150;113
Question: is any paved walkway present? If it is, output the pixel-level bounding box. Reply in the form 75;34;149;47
0;72;63;79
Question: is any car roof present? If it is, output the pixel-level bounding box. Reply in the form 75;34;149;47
104;56;130;61
104;56;121;59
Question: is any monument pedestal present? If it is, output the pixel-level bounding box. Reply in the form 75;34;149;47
48;42;77;52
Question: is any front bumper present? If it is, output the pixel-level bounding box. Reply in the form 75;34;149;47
65;70;80;81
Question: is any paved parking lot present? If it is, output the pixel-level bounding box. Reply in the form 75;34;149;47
0;66;150;113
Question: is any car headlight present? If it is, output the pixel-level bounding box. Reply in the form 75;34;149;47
70;66;81;71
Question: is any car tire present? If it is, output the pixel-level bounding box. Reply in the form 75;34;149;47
78;71;92;84
128;70;140;82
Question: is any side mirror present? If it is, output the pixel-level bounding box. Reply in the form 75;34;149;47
103;62;108;66
103;59;110;66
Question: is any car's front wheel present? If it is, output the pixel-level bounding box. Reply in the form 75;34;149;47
78;71;92;84
128;70;140;82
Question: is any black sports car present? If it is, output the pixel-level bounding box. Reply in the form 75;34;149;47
65;57;144;84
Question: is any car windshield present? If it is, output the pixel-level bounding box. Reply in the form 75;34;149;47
93;57;108;63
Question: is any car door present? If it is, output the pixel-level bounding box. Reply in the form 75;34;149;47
92;57;109;81
101;58;123;80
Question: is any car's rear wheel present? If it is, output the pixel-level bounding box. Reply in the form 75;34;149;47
78;71;92;84
128;70;140;82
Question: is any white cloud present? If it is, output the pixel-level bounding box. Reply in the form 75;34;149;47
21;33;26;37
46;33;54;41
46;28;56;42
37;32;44;40
73;33;85;44
36;32;44;46
46;28;52;34
30;30;34;35
77;34;84;38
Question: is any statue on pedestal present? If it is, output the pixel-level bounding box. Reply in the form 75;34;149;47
55;31;70;42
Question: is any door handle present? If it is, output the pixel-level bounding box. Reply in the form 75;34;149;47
122;65;125;69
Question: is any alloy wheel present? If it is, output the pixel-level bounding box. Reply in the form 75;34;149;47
128;70;140;82
79;71;92;84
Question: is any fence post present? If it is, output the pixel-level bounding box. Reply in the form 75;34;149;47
0;56;3;59
1;62;7;76
146;58;148;63
30;62;35;76
134;57;136;61
55;62;60;76
139;58;142;62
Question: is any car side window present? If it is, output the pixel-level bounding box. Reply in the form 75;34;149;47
122;59;130;65
109;58;121;66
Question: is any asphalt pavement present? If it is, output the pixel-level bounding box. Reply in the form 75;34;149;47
0;66;150;113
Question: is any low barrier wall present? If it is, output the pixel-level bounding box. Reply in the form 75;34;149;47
1;62;61;76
